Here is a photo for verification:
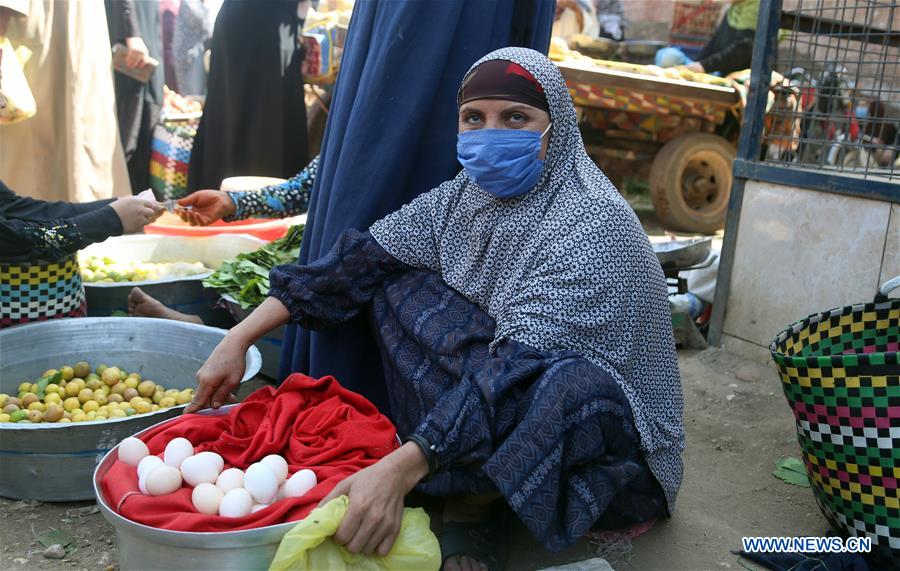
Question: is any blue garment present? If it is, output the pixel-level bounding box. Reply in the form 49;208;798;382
226;156;319;220
268;230;668;551
280;0;556;413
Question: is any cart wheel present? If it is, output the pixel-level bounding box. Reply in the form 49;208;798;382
650;134;735;235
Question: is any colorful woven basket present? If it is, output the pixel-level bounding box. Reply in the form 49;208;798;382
149;118;198;200
771;279;900;557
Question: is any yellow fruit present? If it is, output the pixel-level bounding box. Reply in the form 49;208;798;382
165;389;179;398
96;364;108;375
94;393;108;406
152;390;164;404
86;378;102;391
111;382;127;395
63;411;72;420
133;400;152;414
96;412;108;420
0;413;10;423
60;366;75;381
71;411;87;422
63;397;81;411
119;370;128;381
17;382;31;393
176;390;193;405
58;418;72;423
123;388;139;402
123;407;136;416
26;409;43;423
128;373;142;383
27;401;45;412
44;393;62;406
124;377;139;389
150;404;159;412
45;384;61;396
21;393;38;408
0;394;7;408
29;383;38;394
74;361;91;378
64;383;80;397
85;373;100;383
82;400;100;413
101;367;120;386
44;405;64;422
41;369;58;379
77;388;94;404
107;393;124;404
110;409;127;418
58;380;67;389
158;397;176;409
137;381;156;398
86;411;97;421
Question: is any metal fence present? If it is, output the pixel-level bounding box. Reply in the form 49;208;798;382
760;0;900;183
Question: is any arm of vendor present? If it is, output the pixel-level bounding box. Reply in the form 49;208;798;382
0;180;164;264
176;155;319;226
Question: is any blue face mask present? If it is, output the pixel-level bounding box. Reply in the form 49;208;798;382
457;123;552;199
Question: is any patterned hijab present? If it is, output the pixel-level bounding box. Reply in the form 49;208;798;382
370;47;684;509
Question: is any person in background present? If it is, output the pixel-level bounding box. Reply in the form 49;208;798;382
658;0;758;75
106;0;165;194
594;0;626;41
160;0;180;92
552;0;599;41
186;0;307;192
0;180;163;328
0;0;132;203
173;0;219;96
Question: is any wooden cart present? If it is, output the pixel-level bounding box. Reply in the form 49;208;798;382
556;60;745;234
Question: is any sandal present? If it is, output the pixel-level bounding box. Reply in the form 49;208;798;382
439;507;509;571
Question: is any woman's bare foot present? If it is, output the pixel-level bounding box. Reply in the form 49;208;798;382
127;287;204;325
441;494;501;571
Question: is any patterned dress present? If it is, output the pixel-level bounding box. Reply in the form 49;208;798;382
224;156;319;221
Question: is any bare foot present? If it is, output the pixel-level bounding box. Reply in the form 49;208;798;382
443;555;489;571
128;287;204;324
441;494;500;571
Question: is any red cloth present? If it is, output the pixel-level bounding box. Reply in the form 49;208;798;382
100;374;398;532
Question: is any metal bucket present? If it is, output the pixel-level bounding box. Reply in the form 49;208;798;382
0;318;261;501
94;405;295;571
221;294;285;380
81;234;265;327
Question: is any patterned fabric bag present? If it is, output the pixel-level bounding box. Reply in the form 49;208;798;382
771;278;900;558
0;255;86;328
149;118;198;200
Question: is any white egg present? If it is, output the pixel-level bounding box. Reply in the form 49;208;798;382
250;503;269;514
244;463;278;504
284;469;317;498
194;451;225;473
275;482;286;502
137;455;164;481
118;437;150;466
181;455;220;487
164;438;194;469
138;468;151;494
144;465;183;496
259;454;289;484
191;483;224;515
216;468;244;493
219;488;253;518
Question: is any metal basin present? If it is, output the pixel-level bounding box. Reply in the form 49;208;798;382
81;234;265;327
221;294;285;380
0;318;261;501
93;405;296;571
652;237;713;271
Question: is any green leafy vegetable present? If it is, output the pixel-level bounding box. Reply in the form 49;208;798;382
772;457;810;487
204;224;304;309
35;372;63;400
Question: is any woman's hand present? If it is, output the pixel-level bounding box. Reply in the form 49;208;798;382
185;335;246;413
176;190;236;226
124;36;150;69
320;443;429;556
111;197;165;234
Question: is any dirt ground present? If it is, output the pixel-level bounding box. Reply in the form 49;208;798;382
0;347;829;571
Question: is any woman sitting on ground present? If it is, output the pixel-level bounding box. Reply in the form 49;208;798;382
186;48;684;571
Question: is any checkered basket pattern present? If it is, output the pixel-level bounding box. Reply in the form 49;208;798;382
150;118;198;200
0;254;86;329
771;299;900;556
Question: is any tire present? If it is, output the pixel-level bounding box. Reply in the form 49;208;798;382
649;134;735;234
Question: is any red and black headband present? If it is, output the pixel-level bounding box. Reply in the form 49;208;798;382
459;59;549;114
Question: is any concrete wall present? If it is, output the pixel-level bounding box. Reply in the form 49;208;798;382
721;181;899;363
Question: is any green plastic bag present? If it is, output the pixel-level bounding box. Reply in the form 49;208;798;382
269;496;440;571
